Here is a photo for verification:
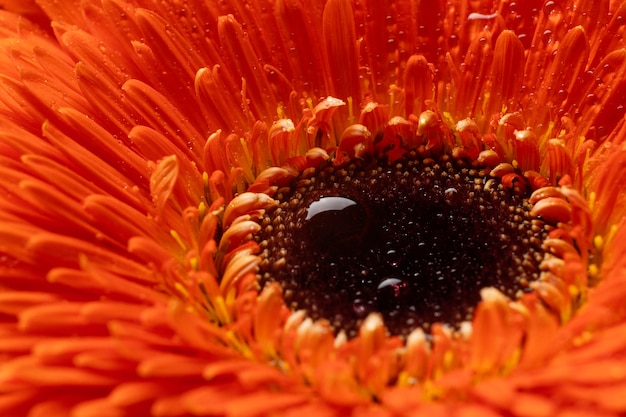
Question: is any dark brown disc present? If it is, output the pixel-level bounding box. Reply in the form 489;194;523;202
254;152;549;337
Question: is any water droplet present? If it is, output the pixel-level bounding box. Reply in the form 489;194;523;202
304;196;369;253
386;249;401;268
585;93;598;106
517;33;530;48
468;12;498;21
378;277;405;291
543;1;561;16
448;34;459;48
353;298;367;317
305;196;356;220
444;187;458;204
376;277;408;310
542;29;553;44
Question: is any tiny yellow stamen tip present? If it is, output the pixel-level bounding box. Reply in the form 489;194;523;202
593;234;604;250
226;330;253;358
202;171;209;187
588;191;596;208
606;224;618;246
224;287;238;309
442;111;456;128
573;331;593;347
568;284;580;298
238;137;254;179
174;282;189;298
347;96;354;123
480;91;490;115
424;381;443;400
397;372;412;387
189;257;200;271
214;296;231;324
503;349;522;373
198;201;207;217
170;230;187;251
512;159;519;169
306;97;313;111
540;121;555;143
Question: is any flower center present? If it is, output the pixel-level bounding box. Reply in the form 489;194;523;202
255;151;550;337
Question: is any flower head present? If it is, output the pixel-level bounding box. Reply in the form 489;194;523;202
1;0;626;416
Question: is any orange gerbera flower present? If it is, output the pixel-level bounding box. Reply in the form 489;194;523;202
1;0;626;415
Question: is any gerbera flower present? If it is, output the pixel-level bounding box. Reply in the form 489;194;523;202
1;0;626;415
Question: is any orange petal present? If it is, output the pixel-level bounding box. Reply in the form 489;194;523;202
531;196;572;224
322;0;359;109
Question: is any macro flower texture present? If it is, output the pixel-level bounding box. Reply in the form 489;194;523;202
2;0;626;415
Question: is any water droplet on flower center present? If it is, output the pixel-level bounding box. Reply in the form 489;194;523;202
303;196;368;253
255;152;550;337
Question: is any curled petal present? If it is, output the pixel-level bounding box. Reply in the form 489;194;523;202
543;238;580;259
500;172;527;191
219;251;260;293
248;166;297;194
475;149;501;168
455;118;482;159
223;192;277;229
490;162;515;178
417;110;453;153
268;119;296;166
529;186;567;204
338;124;373;161
306;96;346;149
359;101;389;135
218;220;262;256
149;155;178;217
531;197;572;224
378;117;414;161
523;170;551;190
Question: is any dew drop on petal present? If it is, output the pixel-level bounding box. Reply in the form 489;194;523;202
543;0;562;16
542;29;553;45
467;12;498;21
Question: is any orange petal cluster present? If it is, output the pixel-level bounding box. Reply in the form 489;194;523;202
1;0;626;416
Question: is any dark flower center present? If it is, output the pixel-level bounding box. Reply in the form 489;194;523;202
255;152;549;337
